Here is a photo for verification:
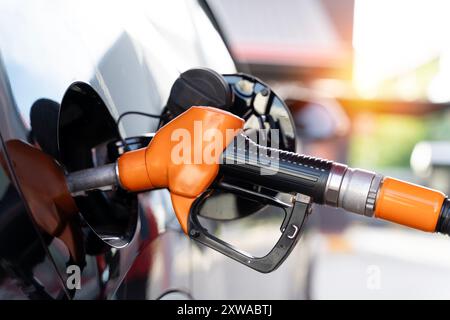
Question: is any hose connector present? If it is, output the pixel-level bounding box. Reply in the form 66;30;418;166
324;163;383;217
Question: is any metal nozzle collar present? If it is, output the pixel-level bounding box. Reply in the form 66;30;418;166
324;163;383;217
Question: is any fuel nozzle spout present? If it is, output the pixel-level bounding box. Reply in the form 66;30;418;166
66;163;119;195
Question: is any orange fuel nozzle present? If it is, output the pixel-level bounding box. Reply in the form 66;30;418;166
63;105;450;275
117;106;244;233
66;106;450;237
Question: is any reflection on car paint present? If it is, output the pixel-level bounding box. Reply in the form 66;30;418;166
0;0;237;299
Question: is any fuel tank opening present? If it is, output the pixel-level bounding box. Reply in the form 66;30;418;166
58;82;138;249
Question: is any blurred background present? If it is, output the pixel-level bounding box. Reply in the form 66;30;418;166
207;0;450;299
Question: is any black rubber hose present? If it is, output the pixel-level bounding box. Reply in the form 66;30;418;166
437;198;450;235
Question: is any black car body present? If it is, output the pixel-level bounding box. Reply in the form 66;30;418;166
0;0;306;299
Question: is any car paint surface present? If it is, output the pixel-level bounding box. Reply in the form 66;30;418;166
0;0;306;299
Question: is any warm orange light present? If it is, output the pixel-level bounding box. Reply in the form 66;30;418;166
352;0;450;100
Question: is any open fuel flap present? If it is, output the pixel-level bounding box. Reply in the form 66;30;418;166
58;82;139;249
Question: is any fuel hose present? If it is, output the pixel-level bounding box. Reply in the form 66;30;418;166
221;133;450;235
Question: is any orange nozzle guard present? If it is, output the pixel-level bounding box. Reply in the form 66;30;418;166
375;177;445;232
117;106;245;233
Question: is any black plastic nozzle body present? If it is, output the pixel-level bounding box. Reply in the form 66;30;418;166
220;134;332;204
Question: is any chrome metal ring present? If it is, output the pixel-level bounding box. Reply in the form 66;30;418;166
324;163;347;207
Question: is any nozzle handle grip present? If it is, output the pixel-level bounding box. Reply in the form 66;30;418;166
220;134;332;203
